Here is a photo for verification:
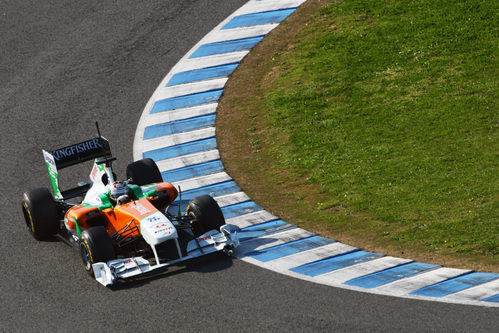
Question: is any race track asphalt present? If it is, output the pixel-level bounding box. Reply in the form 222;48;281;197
1;1;497;331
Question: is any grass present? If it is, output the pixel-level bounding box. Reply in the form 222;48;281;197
217;0;498;271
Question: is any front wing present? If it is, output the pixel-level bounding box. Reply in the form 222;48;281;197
92;225;239;286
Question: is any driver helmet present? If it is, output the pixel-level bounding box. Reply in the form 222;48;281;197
110;181;129;200
116;194;131;205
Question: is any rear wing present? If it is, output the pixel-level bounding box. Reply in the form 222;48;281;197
43;124;112;199
45;137;111;169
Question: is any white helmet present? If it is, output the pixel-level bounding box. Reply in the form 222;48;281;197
110;181;128;200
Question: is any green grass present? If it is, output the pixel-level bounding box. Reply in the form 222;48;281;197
262;0;498;259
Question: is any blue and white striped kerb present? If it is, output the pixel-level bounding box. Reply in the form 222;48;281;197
133;0;498;307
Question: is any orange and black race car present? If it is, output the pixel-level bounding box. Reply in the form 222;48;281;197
21;124;239;286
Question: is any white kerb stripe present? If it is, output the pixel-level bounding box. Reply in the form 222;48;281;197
214;192;251;207
167;51;250;75
226;210;278;228
234;0;307;16
316;256;412;284
142;127;215;151
172;172;232;191
142;103;218;127
237;228;314;254
153;78;228;102
267;242;357;271
156;150;220;172
200;24;278;44
443;278;499;302
374;267;471;296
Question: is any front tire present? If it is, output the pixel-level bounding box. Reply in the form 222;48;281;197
126;158;162;186
187;195;225;237
79;227;116;276
21;188;59;240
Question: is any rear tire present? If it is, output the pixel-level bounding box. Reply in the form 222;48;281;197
79;226;116;276
126;158;162;186
22;188;59;240
187;195;225;237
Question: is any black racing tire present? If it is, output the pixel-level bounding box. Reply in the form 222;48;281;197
187;195;225;237
22;188;59;240
126;158;162;186
79;226;116;276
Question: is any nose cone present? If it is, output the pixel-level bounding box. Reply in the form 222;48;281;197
140;211;177;245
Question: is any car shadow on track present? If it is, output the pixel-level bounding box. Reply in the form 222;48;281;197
109;252;234;290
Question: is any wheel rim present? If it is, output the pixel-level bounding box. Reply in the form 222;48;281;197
80;243;92;271
188;211;203;237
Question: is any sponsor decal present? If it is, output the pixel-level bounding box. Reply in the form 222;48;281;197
83;239;94;263
154;229;172;234
123;258;136;269
198;235;212;242
152;222;174;234
147;216;161;223
44;153;56;167
50;138;103;161
90;163;99;180
43;150;62;198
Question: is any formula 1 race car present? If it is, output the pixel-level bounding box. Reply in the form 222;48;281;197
21;124;239;286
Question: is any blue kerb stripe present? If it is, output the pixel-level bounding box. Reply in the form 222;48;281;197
237;219;290;241
144;114;216;140
190;36;264;58
143;137;216;161
222;8;297;29
151;89;222;114
175;180;241;201
246;235;336;262
290;250;383;277
167;63;239;86
221;201;263;219
344;262;439;289
161;160;224;183
410;272;499;298
482;294;499;303
239;219;288;231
